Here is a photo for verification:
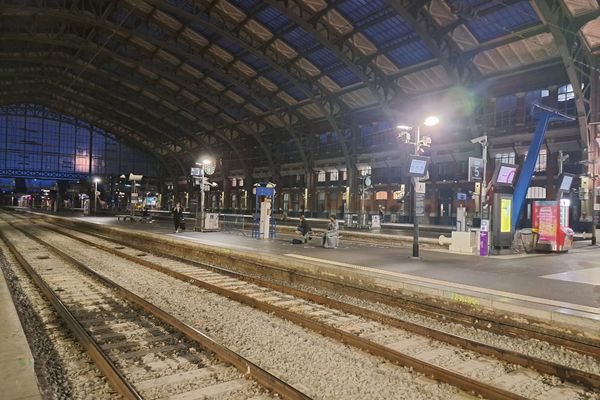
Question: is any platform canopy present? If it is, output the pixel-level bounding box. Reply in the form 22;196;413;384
1;0;598;165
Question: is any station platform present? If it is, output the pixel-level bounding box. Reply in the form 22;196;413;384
29;213;600;334
0;266;41;399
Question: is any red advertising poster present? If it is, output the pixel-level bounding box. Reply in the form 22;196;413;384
536;202;558;243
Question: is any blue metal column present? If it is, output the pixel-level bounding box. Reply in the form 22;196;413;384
511;106;574;231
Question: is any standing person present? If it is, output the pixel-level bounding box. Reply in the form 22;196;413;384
323;214;339;248
172;202;184;233
378;206;384;222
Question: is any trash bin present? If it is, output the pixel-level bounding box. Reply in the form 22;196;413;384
344;214;353;228
519;228;534;253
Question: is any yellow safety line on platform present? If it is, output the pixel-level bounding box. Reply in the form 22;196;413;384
283;254;600;315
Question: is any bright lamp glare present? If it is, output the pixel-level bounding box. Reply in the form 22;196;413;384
423;116;439;127
203;159;211;165
93;177;101;183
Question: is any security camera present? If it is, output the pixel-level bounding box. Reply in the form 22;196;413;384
470;136;487;145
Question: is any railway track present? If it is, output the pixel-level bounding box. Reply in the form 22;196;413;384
6;213;600;400
0;217;309;400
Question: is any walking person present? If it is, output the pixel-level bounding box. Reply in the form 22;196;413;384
172;202;184;233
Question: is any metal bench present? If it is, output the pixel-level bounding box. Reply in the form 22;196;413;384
116;214;140;222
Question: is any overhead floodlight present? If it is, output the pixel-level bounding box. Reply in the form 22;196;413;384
423;115;439;127
397;125;412;131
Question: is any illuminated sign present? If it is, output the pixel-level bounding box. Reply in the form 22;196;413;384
500;198;512;233
407;156;429;177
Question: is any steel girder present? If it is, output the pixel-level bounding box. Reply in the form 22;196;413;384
533;0;595;148
263;0;401;118
0;55;194;152
0;6;277;171
141;0;353;174
386;0;472;82
0;33;256;170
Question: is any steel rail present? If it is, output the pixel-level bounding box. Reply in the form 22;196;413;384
1;217;312;400
0;232;144;400
36;220;600;391
33;214;599;359
17;220;577;399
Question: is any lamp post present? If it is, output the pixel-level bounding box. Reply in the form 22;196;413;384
93;177;101;214
195;159;213;231
580;159;597;245
398;115;439;259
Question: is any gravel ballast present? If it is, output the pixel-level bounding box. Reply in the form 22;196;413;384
36;227;466;400
0;241;119;400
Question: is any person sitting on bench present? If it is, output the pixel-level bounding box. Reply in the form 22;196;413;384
296;215;313;243
323;214;339;248
141;207;153;223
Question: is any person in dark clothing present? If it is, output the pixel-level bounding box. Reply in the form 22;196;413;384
141;206;153;223
296;215;312;243
172;202;184;233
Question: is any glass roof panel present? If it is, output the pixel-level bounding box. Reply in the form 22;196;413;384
362;15;412;47
189;21;218;41
263;70;288;86
226;0;263;14
386;40;433;68
446;0;540;42
232;87;269;112
282;27;320;52
240;53;269;71
336;0;387;24
305;47;339;70
327;67;361;87
216;37;243;56
166;0;194;14
283;85;308;101
255;6;293;33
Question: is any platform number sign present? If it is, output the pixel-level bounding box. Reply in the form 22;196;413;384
468;157;483;182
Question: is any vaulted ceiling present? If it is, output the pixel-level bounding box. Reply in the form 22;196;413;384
1;0;599;167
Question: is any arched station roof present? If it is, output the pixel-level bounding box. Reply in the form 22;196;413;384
1;0;599;167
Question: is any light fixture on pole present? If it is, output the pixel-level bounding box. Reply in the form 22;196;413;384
579;159;597;245
93;177;101;214
470;136;488;219
194;159;214;231
398;115;439;259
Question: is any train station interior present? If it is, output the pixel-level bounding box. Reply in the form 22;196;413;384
0;1;599;399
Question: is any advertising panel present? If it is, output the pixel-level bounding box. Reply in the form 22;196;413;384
536;201;558;243
500;198;511;233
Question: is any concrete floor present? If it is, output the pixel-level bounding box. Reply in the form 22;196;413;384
0;269;41;400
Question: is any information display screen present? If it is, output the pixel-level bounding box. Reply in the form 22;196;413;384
407;156;429;177
190;167;202;176
492;163;518;186
559;174;574;192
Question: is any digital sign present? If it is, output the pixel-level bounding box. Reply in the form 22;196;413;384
558;174;574;192
492;163;518;186
407;156;429;177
